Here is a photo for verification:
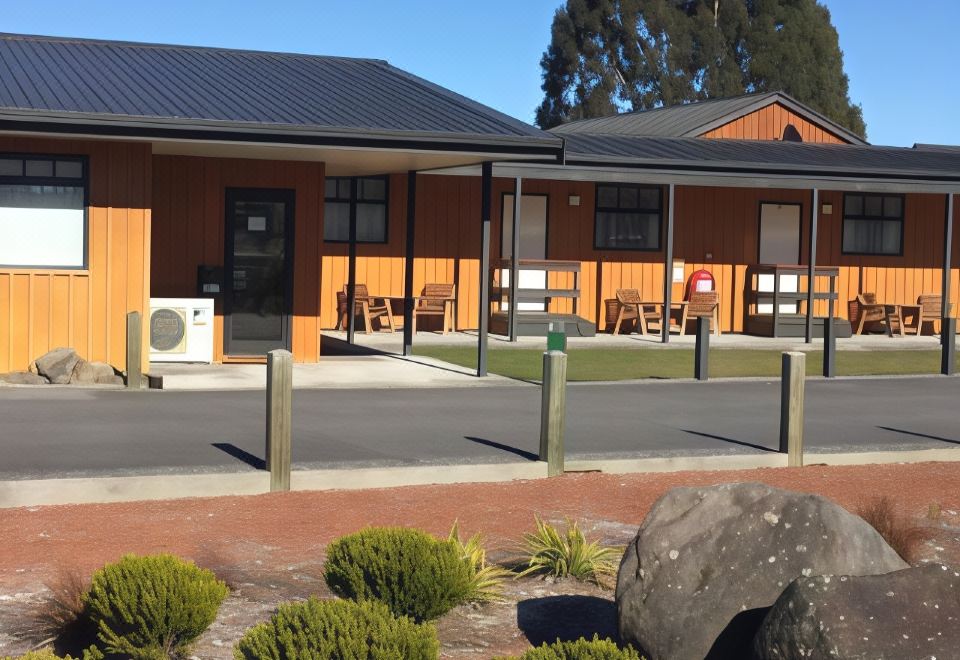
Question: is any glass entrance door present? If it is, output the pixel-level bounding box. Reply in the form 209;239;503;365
224;188;294;356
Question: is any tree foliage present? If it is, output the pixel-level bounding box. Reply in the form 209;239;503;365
536;0;865;138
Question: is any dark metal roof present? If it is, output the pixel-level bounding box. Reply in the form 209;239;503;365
550;92;867;146
562;134;960;182
0;33;560;154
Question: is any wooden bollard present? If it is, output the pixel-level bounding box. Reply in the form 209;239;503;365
779;352;805;467
266;349;293;492
540;350;567;477
125;311;143;390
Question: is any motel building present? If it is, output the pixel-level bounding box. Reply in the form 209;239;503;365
0;33;957;377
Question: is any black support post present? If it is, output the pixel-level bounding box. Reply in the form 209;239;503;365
402;171;417;356
509;177;522;342
662;183;675;344
943;193;954;347
477;162;493;377
823;318;836;378
805;188;819;344
694;316;709;381
943;318;956;376
346;177;358;345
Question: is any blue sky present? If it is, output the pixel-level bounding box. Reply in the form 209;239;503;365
4;1;956;146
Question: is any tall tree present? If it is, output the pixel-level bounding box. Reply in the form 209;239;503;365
535;0;866;138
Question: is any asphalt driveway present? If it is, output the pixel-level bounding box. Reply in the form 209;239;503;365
0;376;958;479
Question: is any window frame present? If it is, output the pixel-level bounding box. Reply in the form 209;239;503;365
841;192;905;257
323;175;389;244
0;153;89;270
593;183;663;251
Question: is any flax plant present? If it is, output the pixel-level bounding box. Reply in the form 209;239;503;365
448;520;512;602
517;516;620;584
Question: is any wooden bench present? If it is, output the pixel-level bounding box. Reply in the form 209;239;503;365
413;283;456;334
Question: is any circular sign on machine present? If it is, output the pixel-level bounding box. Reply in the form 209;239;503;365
150;308;187;353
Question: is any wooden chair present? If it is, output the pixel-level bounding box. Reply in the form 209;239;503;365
680;290;721;336
336;284;395;333
413;283;456;334
851;293;889;335
902;294;942;335
612;289;661;335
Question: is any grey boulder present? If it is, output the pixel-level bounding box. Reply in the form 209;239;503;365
616;482;908;660
753;564;960;660
33;347;80;384
2;371;50;385
70;360;121;385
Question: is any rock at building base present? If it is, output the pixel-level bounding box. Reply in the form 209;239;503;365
33;347;80;384
2;371;50;385
70;360;122;385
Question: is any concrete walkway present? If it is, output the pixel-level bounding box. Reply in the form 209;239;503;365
150;354;517;390
327;329;946;353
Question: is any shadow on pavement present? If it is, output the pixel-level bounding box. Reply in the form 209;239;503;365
212;442;265;470
877;426;960;446
463;436;538;461
682;429;778;453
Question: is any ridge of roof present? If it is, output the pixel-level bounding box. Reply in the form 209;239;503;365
550;91;867;145
0;32;386;64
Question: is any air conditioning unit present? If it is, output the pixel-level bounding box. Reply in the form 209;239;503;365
149;298;215;363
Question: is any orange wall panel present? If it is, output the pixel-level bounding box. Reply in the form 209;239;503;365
151;155;324;363
701;103;850;144
0;137;151;373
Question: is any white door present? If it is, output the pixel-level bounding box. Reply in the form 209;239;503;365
758;203;801;314
501;194;548;311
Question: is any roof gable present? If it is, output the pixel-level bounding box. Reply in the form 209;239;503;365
549;92;866;145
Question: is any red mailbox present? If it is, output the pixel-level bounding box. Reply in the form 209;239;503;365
685;269;716;300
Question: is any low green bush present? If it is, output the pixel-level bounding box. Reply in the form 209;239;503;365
323;527;473;622
498;636;642;659
2;649;102;660
83;554;228;659
234;597;438;659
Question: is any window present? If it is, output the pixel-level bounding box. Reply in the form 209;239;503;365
594;184;662;250
323;176;388;243
0;155;86;268
842;193;904;256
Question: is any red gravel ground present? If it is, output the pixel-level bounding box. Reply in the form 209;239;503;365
1;462;959;658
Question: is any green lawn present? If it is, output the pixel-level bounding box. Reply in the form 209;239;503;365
415;346;954;381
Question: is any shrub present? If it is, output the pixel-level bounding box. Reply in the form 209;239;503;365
2;649;102;660
517;517;619;583
233;597;438;659
323;527;473;622
496;635;642;659
448;520;512;602
857;495;931;563
83;554;228;659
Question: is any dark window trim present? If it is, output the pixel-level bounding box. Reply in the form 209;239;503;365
0;153;89;270
323;175;390;244
593;183;663;251
841;192;905;257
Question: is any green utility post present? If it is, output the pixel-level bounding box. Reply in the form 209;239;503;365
540;323;567;477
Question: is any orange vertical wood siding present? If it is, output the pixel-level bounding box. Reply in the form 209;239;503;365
0;137;151;373
701;103;850;143
151;155;324;363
